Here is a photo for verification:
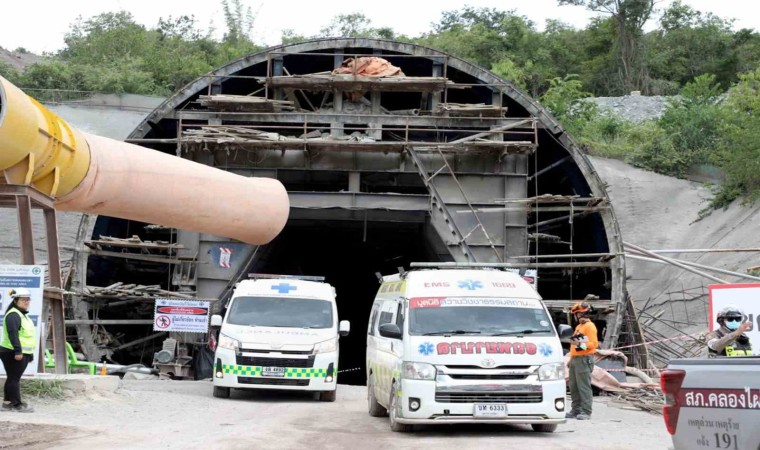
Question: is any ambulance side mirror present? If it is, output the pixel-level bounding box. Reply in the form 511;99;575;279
210;315;223;328
558;324;573;339
379;323;402;340
339;320;350;337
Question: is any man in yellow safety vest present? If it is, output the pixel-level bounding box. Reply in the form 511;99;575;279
706;305;752;357
1;288;36;412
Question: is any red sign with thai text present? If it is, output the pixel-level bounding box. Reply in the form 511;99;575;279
437;341;537;355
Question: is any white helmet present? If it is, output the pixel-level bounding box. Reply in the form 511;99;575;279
9;288;32;299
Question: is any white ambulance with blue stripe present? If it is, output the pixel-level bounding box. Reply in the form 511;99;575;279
366;265;573;431
211;275;350;401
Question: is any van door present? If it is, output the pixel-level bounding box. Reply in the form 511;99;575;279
367;301;382;399
375;299;404;403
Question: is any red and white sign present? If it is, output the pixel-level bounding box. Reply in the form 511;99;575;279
680;387;760;409
410;297;541;309
436;341;538;355
153;298;210;333
708;284;760;355
219;248;232;268
155;315;172;329
156;306;208;315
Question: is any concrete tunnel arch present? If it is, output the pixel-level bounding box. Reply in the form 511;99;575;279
70;38;628;381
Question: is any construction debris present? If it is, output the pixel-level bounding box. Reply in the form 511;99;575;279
332;56;405;78
565;350;663;414
198;95;295;112
78;282;194;300
433;102;506;118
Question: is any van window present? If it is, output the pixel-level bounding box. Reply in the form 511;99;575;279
368;306;380;336
227;296;333;328
379;311;394;327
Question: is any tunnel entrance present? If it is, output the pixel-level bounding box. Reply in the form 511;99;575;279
257;218;436;385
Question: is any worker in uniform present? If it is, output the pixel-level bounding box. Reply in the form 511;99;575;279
1;288;36;412
706;305;752;357
566;302;598;420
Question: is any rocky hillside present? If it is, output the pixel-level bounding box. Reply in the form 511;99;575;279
0;46;42;71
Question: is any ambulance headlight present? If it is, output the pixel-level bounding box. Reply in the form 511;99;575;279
538;363;565;381
313;338;338;354
218;334;240;353
402;362;436;380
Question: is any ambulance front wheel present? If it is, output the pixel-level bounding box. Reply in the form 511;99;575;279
531;423;557;433
319;390;337;402
213;386;230;399
389;381;413;432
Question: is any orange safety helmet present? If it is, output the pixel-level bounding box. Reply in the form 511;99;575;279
571;302;591;314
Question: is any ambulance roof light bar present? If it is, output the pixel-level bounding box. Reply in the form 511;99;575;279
248;273;326;282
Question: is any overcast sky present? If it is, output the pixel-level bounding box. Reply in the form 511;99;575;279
1;0;756;54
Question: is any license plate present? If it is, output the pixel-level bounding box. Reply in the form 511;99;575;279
261;367;285;377
474;403;508;418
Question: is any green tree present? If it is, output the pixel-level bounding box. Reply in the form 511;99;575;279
559;0;654;93
647;1;758;90
319;13;396;39
658;74;724;166
715;68;760;202
540;75;599;135
0;60;20;84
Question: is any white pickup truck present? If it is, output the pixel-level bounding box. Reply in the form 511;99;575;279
661;358;760;450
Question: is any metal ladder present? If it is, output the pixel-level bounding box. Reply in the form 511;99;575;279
407;145;504;263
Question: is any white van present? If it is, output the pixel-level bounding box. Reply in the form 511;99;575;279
211;275;350;402
366;266;572;432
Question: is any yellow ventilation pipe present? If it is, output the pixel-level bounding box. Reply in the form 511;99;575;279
0;76;289;245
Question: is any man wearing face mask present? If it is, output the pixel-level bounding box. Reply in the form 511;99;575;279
706;305;752;357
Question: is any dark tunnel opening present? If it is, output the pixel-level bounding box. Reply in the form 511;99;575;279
256;219;436;385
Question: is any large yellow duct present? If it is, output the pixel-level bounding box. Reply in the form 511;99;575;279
0;76;289;245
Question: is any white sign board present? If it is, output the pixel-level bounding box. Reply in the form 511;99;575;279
708;284;760;355
0;265;45;375
153;299;210;333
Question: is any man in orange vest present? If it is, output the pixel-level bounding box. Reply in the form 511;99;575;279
566;302;598;420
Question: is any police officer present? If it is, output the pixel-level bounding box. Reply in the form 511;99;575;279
566;302;598;421
1;288;36;412
706;305;752;357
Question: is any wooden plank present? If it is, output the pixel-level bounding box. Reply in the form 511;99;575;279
264;75;458;93
171;111;543;130
86;249;193;265
181;138;536;154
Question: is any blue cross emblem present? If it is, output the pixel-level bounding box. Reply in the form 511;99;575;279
271;283;297;294
539;343;553;356
419;342;434;356
458;280;483;290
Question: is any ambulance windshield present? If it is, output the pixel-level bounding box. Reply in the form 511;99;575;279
228;296;333;328
408;297;553;336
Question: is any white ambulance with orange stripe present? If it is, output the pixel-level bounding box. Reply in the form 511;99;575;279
366;264;573;432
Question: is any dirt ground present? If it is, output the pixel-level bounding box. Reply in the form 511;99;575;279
0;380;672;450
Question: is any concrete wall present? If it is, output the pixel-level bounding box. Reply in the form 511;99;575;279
590;156;760;361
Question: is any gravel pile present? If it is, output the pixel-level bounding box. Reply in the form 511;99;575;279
587;95;676;123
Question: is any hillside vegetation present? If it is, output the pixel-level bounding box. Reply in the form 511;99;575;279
0;0;757;207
